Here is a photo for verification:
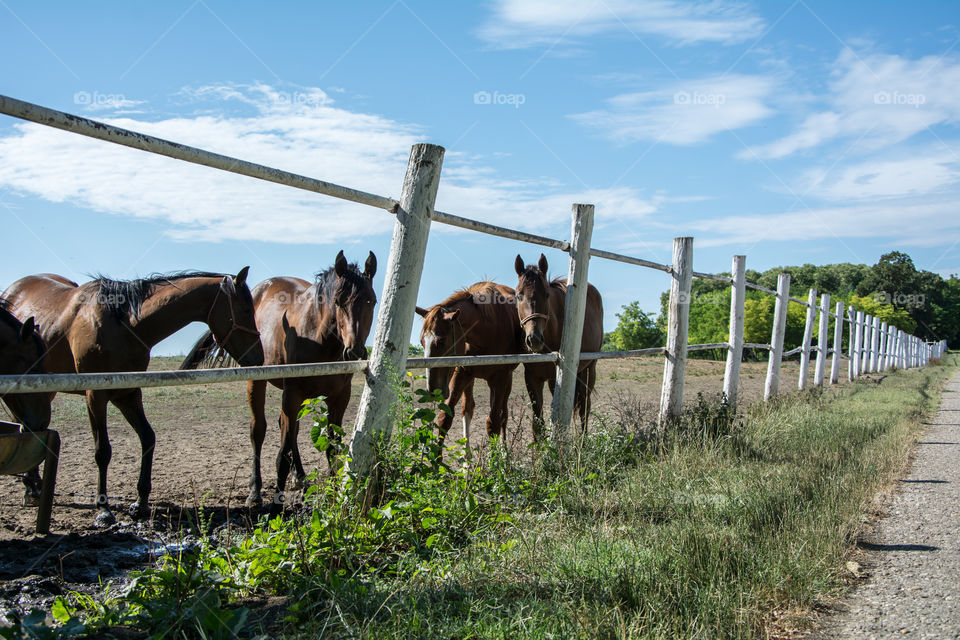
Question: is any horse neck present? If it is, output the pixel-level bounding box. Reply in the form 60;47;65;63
310;282;341;346
544;283;566;349
131;279;221;347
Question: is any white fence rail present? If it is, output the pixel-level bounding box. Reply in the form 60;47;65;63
0;95;947;479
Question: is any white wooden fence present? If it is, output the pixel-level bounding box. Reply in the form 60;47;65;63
0;96;947;480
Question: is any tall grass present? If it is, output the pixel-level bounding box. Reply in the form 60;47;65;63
40;357;956;640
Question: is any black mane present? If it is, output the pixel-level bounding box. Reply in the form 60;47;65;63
88;271;229;320
314;262;375;307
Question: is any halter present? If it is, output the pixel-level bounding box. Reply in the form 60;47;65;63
520;312;548;326
207;284;260;351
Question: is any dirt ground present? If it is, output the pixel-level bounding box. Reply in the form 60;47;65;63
0;354;806;617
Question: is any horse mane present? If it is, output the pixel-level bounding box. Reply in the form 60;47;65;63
88;271;230;320
424;282;511;325
314;262;374;307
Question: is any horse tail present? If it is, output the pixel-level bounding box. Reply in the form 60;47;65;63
179;330;224;370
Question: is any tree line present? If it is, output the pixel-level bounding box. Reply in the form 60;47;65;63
603;252;959;358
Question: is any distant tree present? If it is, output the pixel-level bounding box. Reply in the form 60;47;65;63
608;302;663;350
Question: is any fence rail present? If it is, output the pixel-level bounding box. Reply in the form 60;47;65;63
0;94;946;481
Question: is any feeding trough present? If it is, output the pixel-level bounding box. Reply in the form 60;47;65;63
0;420;60;534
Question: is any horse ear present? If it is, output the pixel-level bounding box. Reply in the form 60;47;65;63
235;266;250;287
443;308;461;322
415;306;429;318
220;275;237;296
538;254;548;275
334;250;348;278
18;317;36;341
281;312;297;360
364;252;377;279
515;255;525;276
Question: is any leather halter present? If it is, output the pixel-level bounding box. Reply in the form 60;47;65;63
520;312;548;326
207;284;260;351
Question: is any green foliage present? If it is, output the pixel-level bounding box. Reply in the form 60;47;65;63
607;301;664;350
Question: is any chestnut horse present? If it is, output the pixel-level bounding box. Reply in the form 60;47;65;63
416;282;523;445
2;269;263;526
514;254;603;433
182;251;377;507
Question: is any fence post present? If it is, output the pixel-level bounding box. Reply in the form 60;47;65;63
847;308;855;381
814;293;830;386
347;143;444;481
861;314;872;375
764;273;790;401
869;316;880;372
723;255;746;407
798;289;817;390
830;300;843;384
851;311;862;379
550;203;595;438
879;321;888;371
659;237;693;424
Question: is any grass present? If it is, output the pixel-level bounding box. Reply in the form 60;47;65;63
22;355;958;640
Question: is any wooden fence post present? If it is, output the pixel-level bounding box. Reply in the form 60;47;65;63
870;316;881;372
861;314;872;376
814;293;830;386
798;289;817;390
879;321;888;371
348;143;444;480
723;255;746;407
851;310;862;379
659;237;693;424
551;203;595;438
847;308;855;381
764;273;790;401
830;300;843;384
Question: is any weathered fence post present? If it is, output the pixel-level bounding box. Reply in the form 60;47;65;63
798;288;817;390
551;203;595;439
830;300;844;384
847;308;856;381
852;311;864;379
879;321;888;371
870;316;881;372
861;314;872;376
348;143;444;481
814;293;830;386
723;255;746;407
659;237;693;424
764;273;790;401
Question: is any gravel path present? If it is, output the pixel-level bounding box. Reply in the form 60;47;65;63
824;369;960;639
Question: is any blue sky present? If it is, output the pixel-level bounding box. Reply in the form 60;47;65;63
2;0;959;355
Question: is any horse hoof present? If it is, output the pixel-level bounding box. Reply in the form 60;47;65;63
246;494;263;509
23;491;41;508
95;510;117;528
128;502;150;520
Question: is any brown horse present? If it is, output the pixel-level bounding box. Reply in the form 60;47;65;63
416;282;523;445
2;269;263;525
0;303;52;503
514;254;603;433
182;251;377;507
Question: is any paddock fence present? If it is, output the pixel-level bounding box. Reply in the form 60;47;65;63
0;95;947;479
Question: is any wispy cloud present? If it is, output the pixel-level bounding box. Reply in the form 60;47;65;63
572;74;776;145
743;49;960;159
479;0;765;49
0;84;663;245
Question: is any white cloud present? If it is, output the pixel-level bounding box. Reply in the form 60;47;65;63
479;0;765;48
0;84;662;245
744;49;960;159
572;74;776;145
800;150;960;201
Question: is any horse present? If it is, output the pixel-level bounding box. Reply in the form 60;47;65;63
1;269;263;526
0;303;52;504
416;281;524;445
514;254;603;433
182;251;377;508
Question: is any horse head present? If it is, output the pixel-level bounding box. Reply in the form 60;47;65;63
514;253;553;353
0;313;51;431
330;250;377;361
416;304;463;396
208;267;265;367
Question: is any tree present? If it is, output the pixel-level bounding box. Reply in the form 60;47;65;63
608;302;663;350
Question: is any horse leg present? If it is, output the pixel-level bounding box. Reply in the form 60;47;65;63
111;389;156;520
274;386;303;508
525;367;546;442
246;380;268;507
578;362;597;432
22;468;42;506
437;370;470;445
462;377;475;446
487;371;513;441
325;388;350;476
85;391;115;527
